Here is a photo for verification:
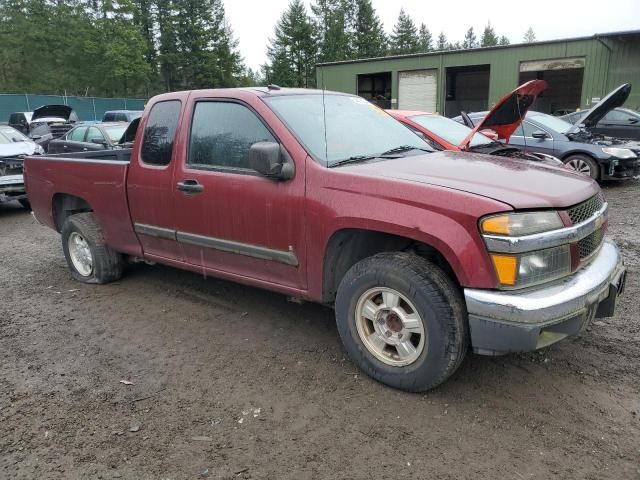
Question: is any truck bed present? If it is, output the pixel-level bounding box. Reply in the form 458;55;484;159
24;148;142;257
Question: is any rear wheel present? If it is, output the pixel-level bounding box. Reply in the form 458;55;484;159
335;252;468;392
564;154;599;180
61;213;124;284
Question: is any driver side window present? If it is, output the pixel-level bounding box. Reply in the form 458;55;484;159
514;122;541;138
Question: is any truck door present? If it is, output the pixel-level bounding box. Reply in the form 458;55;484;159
171;98;307;289
126;99;184;261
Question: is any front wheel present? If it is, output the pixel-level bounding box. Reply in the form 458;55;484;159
564;154;599;180
335;252;468;392
61;213;124;284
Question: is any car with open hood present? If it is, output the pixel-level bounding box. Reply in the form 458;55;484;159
456;84;640;181
387;80;565;169
0;125;43;208
562;106;640;141
28;104;79;151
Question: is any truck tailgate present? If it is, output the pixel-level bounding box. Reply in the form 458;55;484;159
24;154;142;257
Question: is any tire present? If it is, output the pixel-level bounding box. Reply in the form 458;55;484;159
564;154;599;180
335;252;468;392
18;199;31;210
61;212;124;284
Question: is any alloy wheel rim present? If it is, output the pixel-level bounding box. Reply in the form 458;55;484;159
568;158;591;176
355;287;426;367
68;232;93;277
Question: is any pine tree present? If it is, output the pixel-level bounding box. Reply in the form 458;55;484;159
353;0;387;58
523;27;536;43
265;0;317;88
480;22;498;47
418;23;433;52
436;32;448;50
462;27;477;49
312;0;353;62
498;35;510;46
390;9;420;55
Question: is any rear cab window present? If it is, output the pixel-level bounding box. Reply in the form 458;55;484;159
141;101;182;166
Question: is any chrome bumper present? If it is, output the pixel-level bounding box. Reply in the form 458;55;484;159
464;240;625;355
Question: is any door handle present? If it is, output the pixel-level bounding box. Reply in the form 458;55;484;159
176;179;204;194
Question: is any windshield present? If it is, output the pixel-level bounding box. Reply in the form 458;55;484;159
103;125;128;142
264;94;433;165
409;114;492;148
527;112;573;134
0;127;29;143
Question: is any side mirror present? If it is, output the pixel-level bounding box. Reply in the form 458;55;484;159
531;131;549;139
249;142;294;181
91;138;107;145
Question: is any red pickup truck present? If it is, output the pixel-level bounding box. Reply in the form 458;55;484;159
24;88;626;392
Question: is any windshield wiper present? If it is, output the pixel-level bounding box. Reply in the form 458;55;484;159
327;155;377;168
379;145;432;156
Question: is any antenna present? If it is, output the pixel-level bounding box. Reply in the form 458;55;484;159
321;68;328;165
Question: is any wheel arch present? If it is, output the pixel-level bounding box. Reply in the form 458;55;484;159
321;227;463;304
52;193;93;232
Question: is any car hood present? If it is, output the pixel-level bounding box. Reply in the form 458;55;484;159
0;141;39;157
459;80;547;150
567;83;631;134
32;104;73;122
339;151;599;209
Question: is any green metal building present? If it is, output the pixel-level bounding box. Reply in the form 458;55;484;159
316;30;640;117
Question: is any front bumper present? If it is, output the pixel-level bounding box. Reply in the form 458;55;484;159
464;240;625;355
603;157;640;179
0;174;27;203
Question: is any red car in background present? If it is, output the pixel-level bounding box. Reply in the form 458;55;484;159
387;80;565;167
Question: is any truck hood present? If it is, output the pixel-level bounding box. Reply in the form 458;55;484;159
340;151;599;209
459;80;547;150
32;104;73;122
567;83;631;134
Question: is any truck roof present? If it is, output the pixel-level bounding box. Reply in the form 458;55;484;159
149;87;347;103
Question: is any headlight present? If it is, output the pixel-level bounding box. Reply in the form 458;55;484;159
481;211;563;236
490;245;571;288
602;147;636;159
481;211;571;289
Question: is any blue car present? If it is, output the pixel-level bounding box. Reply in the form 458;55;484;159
457;84;640;181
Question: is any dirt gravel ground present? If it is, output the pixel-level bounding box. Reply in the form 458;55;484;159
1;181;640;480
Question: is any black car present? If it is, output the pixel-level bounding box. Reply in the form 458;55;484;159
561;107;640;140
102;110;143;122
47;122;129;154
457;84;640;181
8;112;33;135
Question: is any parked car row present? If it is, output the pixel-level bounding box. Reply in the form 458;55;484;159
454;83;640;181
23;85;626;393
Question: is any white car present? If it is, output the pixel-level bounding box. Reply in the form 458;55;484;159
0;126;44;208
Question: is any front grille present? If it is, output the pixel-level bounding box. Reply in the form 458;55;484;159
49;123;73;138
567;193;604;225
578;226;605;260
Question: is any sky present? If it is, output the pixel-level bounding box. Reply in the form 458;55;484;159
225;0;640;71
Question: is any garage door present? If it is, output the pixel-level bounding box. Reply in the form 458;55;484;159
398;69;437;112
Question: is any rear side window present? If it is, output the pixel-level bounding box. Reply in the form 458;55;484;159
188;102;275;170
68;126;87;142
141;101;181;166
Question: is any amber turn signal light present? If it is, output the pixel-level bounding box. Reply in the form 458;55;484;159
490;254;518;286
